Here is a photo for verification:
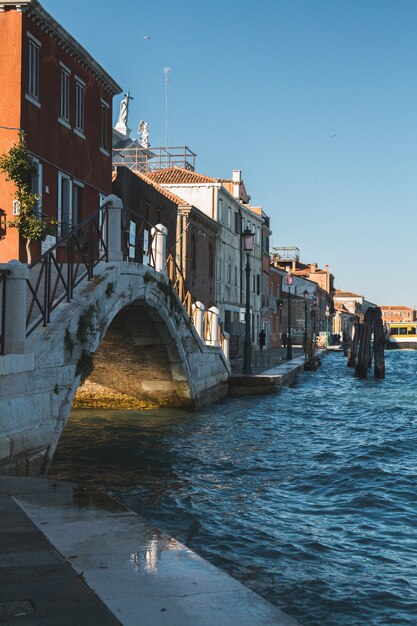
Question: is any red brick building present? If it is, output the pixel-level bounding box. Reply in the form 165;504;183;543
0;0;121;262
380;306;417;324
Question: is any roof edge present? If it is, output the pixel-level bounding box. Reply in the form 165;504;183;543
1;0;122;95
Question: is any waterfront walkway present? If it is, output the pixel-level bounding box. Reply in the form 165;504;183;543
0;477;299;626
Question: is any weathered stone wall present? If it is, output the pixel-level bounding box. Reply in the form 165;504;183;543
0;262;230;476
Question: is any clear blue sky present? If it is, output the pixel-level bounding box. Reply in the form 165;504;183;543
42;0;417;306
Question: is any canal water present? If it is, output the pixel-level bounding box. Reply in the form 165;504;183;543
49;351;417;626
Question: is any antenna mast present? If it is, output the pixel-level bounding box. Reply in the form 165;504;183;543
163;67;171;158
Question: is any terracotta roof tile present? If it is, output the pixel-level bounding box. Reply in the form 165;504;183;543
146;167;218;185
380;305;415;311
334;290;363;298
133;171;189;206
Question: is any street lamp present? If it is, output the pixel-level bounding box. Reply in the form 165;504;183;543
242;228;254;374
286;272;293;360
303;289;308;355
325;304;330;346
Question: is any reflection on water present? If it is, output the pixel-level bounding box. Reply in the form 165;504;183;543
49;351;417;626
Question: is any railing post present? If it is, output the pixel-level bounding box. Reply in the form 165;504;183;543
105;194;123;262
0;260;29;354
192;301;205;340
151;224;168;275
222;330;230;360
206;306;220;347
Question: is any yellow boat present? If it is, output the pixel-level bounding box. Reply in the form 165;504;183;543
386;322;417;349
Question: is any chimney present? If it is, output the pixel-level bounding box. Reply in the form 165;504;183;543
325;264;329;272
310;263;318;273
232;170;241;199
292;260;296;271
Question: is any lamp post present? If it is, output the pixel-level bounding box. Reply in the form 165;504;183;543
325;304;330;346
242;228;254;374
303;289;308;355
286;272;293;360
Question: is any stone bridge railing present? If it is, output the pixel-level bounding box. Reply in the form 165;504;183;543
0;195;228;360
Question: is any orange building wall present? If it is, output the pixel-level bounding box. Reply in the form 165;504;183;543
0;8;116;263
0;9;23;261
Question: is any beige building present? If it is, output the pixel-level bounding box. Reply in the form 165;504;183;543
147;168;265;343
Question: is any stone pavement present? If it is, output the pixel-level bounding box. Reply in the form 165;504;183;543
231;347;304;374
0;477;300;626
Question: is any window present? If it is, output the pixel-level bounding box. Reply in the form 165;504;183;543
58;172;72;237
227;207;232;229
28;35;40;100
234;212;241;234
60;64;70;122
383;312;386;317
101;100;109;151
75;77;85;132
256;226;261;245
225;262;232;284
399;312;403;317
234;266;238;286
73;181;84;226
256;274;261;295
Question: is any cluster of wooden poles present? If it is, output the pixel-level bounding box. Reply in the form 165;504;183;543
348;307;385;379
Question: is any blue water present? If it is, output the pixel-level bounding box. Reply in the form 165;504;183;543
49;351;417;625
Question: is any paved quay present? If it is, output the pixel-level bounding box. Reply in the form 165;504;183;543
0;477;300;626
230;349;311;395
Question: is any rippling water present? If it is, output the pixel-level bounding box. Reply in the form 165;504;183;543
49;351;417;625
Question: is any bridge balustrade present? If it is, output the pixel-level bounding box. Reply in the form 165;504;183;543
0;195;229;360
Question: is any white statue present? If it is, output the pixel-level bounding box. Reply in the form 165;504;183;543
138;120;150;148
116;91;133;130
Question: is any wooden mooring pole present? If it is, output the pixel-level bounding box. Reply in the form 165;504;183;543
373;307;385;379
355;308;374;378
348;320;361;368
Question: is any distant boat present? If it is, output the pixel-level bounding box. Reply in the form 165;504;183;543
385;322;417;349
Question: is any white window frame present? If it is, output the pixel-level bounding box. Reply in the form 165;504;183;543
100;99;110;155
75;76;85;136
27;32;41;103
59;62;71;125
57;172;72;237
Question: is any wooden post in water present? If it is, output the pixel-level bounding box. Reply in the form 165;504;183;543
356;308;374;378
373;306;385;379
348;320;361;368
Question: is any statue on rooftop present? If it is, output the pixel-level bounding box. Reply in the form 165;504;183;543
138;120;150;148
116;91;133;130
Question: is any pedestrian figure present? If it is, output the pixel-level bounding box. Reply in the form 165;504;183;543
259;329;266;351
281;331;287;348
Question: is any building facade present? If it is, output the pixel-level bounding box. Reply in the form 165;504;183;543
147;167;265;344
112;166;218;310
0;0;121;262
380;305;417;324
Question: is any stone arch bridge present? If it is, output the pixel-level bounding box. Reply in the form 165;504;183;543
0;196;230;475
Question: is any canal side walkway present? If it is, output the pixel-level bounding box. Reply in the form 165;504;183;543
0;477;300;626
230;348;310;395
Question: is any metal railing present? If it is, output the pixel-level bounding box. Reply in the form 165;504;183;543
113;145;197;174
25;203;161;337
26;202;111;336
0;269;11;355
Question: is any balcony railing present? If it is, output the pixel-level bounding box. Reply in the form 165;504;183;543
113;145;197;174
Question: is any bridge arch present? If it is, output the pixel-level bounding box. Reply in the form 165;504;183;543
0;261;230;475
